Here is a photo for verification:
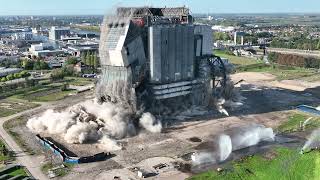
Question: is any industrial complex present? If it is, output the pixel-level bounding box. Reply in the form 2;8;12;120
97;7;229;113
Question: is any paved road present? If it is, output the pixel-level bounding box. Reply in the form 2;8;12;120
0;104;50;180
0;91;94;180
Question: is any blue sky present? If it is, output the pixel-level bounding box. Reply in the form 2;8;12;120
1;0;320;15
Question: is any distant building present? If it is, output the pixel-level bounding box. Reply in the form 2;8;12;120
65;43;99;57
46;58;65;68
29;43;64;57
212;25;235;32
49;27;70;41
11;32;33;41
29;43;52;52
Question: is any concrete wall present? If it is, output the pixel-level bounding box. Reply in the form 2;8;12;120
149;25;195;84
36;135;111;164
194;25;213;56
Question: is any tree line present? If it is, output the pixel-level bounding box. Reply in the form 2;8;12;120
271;37;320;50
0;71;30;82
81;51;99;70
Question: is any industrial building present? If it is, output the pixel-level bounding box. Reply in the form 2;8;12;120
49;27;70;41
65;43;99;57
97;7;227;113
29;43;64;57
11;32;33;41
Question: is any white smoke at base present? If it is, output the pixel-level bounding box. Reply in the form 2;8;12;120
302;128;320;153
139;113;162;133
218;134;232;162
98;136;122;152
192;125;275;165
27;100;162;151
232;125;275;151
191;152;216;165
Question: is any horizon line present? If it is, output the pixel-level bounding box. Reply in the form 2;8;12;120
1;12;320;16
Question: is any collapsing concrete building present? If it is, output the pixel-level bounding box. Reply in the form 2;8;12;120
97;7;228;113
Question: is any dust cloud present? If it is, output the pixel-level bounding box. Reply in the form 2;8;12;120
27;100;162;151
301;128;320;153
192;124;275;165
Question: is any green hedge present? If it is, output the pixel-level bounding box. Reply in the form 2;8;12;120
269;52;320;68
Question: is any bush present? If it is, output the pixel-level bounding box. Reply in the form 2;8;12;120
6;74;14;81
270;52;320;68
50;69;65;81
66;57;78;65
20;71;30;78
13;73;22;79
1;77;7;82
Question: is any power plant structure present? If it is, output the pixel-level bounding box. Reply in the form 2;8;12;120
97;7;228;113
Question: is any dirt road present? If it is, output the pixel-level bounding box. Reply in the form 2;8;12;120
232;72;320;92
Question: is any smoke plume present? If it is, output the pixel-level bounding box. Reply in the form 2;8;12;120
302;128;320;153
27;100;162;151
218;134;232;162
139;113;162;133
192;124;275;165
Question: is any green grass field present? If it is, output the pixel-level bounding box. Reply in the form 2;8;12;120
8;167;28;177
0;98;40;118
0;140;13;164
28;89;76;102
9;83;76;102
277;113;320;133
190;147;320;180
64;77;94;86
191;112;320;180
1;76;92;103
214;50;260;66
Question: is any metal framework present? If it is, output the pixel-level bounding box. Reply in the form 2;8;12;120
205;55;227;90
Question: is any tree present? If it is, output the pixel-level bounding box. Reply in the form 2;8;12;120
50;69;65;81
13;73;21;79
1;77;6;82
33;60;41;70
6;74;14;81
21;59;34;70
214;32;231;41
93;52;98;69
20;71;30;78
85;51;91;66
268;52;278;64
317;40;320;50
64;65;75;76
81;51;87;64
40;61;49;70
90;53;94;68
66;57;78;65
